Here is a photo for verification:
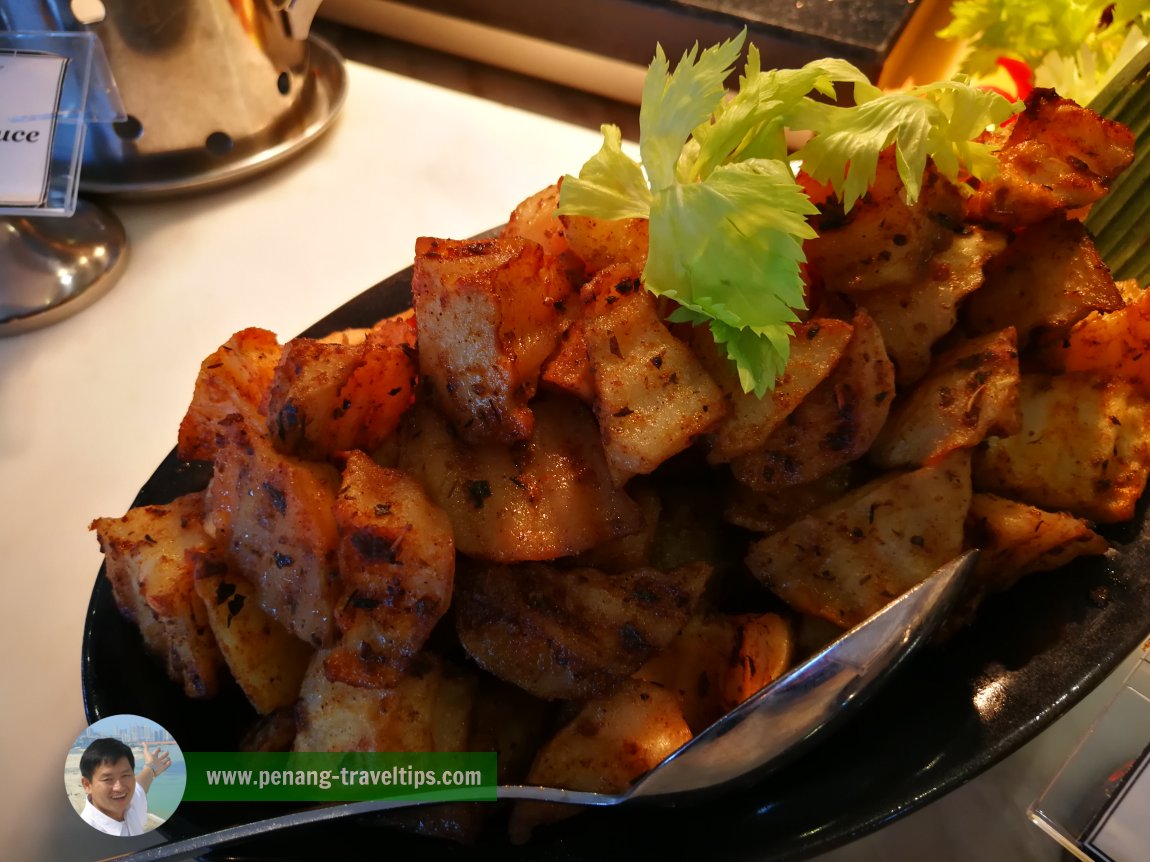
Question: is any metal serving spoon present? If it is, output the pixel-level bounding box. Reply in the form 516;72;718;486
102;551;977;862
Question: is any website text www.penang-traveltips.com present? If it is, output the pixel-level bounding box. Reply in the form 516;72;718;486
206;764;485;792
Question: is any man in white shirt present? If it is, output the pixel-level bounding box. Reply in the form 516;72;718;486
78;737;171;836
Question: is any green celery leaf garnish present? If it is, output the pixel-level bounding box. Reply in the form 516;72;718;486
639;34;747;191
793;79;1020;210
671;307;797;398
557;29;1017;395
645;159;816;356
555;123;651;219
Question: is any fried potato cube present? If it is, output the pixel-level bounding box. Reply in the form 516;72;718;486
205;418;341;647
697;317;855;463
193;564;313;714
502;182;589;289
91;491;223;698
746;451;972;628
412;236;571;444
177;328;282;461
870;328;1021;469
540;320;595;403
1034;282;1150;392
294;650;477;752
266;325;417;460
804;153;965;294
856;228;1006;386
398;396;644;562
965;88;1135;228
965;493;1109;596
323;451;454;689
634;612;793;733
501;182;570;258
972;374;1150;523
962;217;1124;348
731;310;894;491
583;270;727;482
508;680;691;843
558;210;649;273
454;560;712;700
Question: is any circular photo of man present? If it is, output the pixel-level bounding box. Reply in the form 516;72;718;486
66;713;186;836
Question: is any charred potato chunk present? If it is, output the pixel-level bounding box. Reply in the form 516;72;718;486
508;680;691;843
325;451;455;688
972;374;1150;523
724;465;859;535
731;310;894;491
193;563;313;714
454;560;712;700
698;317;855;463
870;328;1021;469
1035;281;1150;392
205;418;342;647
635;612;793;732
398;396;644;563
962;217;1123;348
746;451;971;628
966;88;1135;228
412;236;571;444
178;328;281;462
502;182;569;258
965;493;1109;596
294;651;477;752
854;228;1006;386
91;492;223;698
540;319;595;403
558;210;649;274
266;323;417;461
805;152;965;294
583;267;728;482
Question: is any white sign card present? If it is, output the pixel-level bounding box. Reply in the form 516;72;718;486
0;51;68;207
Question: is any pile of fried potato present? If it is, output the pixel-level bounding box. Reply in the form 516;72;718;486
92;88;1147;842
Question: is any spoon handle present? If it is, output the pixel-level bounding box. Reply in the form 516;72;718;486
98;786;620;862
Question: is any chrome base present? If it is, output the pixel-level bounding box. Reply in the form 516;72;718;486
0;199;128;336
79;35;348;199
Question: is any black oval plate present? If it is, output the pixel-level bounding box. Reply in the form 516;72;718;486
82;263;1150;861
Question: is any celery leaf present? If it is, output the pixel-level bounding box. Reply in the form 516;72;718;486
639;33;747;191
686;52;879;183
672;309;796;398
557;124;651;220
794;81;1019;210
645;160;816;330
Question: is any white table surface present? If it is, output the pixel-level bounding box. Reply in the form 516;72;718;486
1;56;1146;862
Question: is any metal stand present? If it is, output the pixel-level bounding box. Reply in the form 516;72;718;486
0;198;127;336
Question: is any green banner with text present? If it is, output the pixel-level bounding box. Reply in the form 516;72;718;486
182;752;498;802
